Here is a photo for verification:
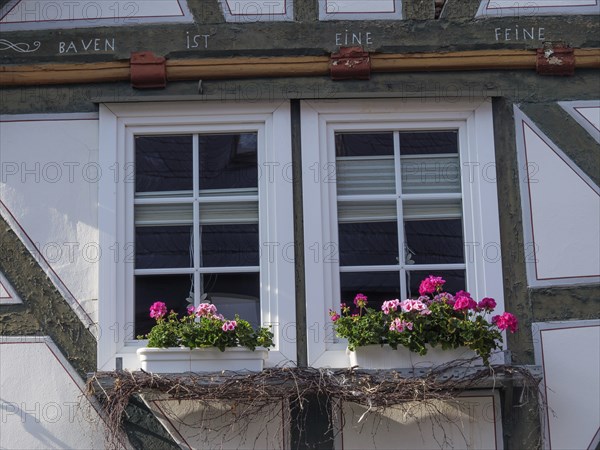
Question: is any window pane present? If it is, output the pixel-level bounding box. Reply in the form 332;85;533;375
135;274;193;336
405;270;466;299
136;226;192;269
400;154;460;194
336;132;395;196
200;224;259;267
335;133;394;157
135;135;193;194
399;131;458;155
340;271;400;311
339;222;398;266
336;156;396;195
198;134;258;191
404;219;464;265
399;131;460;194
199;273;260;326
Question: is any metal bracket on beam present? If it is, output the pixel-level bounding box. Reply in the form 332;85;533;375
130;51;167;89
536;42;575;76
330;47;371;80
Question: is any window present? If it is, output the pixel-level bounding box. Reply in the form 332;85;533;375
301;99;505;367
133;133;261;337
98;102;296;370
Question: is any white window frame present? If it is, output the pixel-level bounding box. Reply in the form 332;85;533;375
98;101;296;371
301;99;505;368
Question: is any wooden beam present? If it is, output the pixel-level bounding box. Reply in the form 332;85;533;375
1;49;599;87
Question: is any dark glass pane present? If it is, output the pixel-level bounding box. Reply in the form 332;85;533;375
135;135;193;193
399;131;458;155
199;273;260;326
335;133;394;157
200;224;259;267
404;219;464;264
340;271;400;312
339;222;398;266
135;274;193;336
135;226;192;269
198;134;257;191
405;270;466;299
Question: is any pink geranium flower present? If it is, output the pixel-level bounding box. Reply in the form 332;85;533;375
434;292;455;306
454;291;477;310
478;297;497;311
354;293;368;308
492;312;519;333
196;303;218;318
390;318;413;332
400;299;428;313
329;309;341;322
221;320;237;332
149;301;167;319
381;299;400;315
418;275;446;296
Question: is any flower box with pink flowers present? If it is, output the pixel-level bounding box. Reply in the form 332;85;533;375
136;301;274;373
330;275;518;369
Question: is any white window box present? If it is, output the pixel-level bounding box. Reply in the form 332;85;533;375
136;346;269;373
347;345;481;370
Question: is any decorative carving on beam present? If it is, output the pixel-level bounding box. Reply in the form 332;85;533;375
330;47;371;80
536;42;575;76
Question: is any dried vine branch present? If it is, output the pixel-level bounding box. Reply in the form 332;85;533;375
86;362;542;449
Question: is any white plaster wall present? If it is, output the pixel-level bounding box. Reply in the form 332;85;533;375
0;0;193;30
515;108;600;286
337;395;502;449
319;0;402;20
523;123;600;280
0;117;99;323
533;321;600;450
144;397;287;449
218;0;294;21
477;0;599;17
0;338;108;449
